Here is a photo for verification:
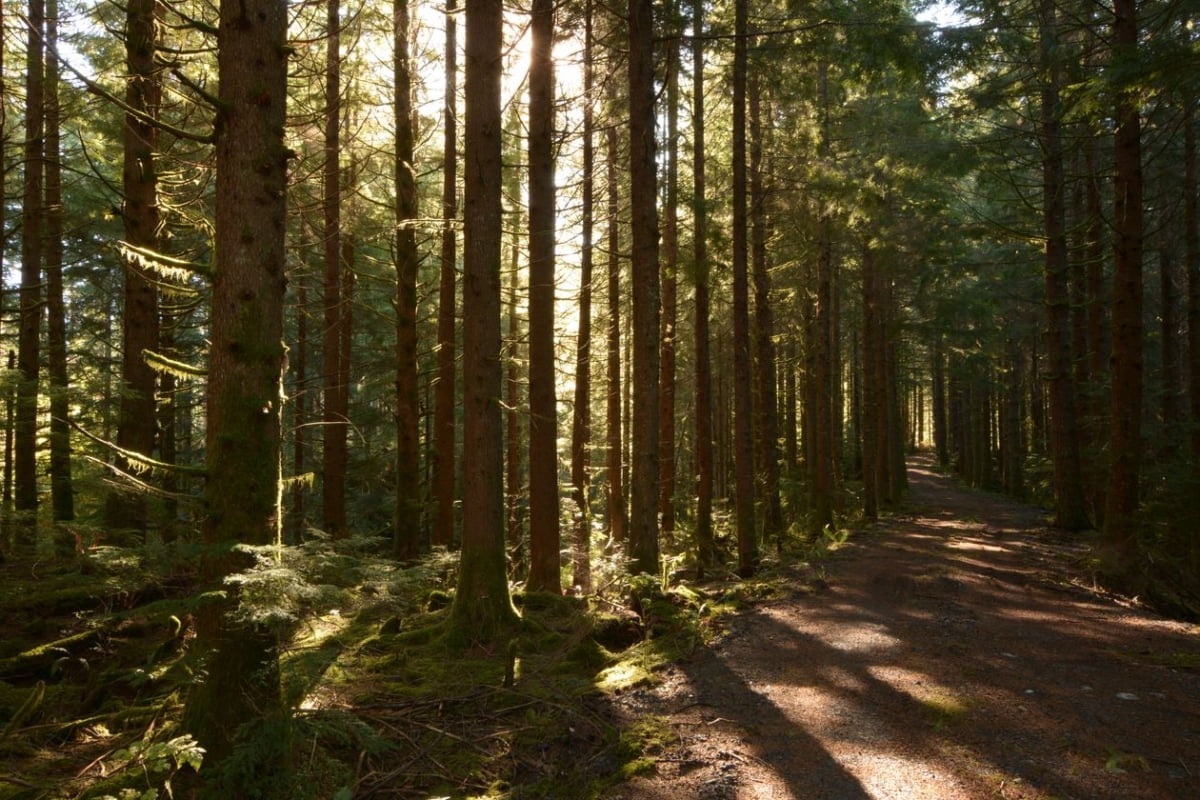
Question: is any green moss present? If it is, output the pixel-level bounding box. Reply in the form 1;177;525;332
622;715;677;752
618;756;657;779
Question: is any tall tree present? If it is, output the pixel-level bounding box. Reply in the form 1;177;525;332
0;0;8;550
105;0;161;535
1038;0;1089;530
658;21;680;538
730;0;756;574
44;0;72;526
183;0;289;762
750;71;782;544
525;0;560;592
394;0;421;559
322;0;348;538
432;0;459;549
809;62;837;533
1103;0;1144;567
604;72;627;544
627;0;660;575
16;0;45;542
570;0;596;591
450;0;519;637
691;0;716;571
1186;97;1200;473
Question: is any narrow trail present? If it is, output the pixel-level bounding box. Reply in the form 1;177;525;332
608;456;1200;799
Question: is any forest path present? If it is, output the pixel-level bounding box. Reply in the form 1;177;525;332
607;455;1200;799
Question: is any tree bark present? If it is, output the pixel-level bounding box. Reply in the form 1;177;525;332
104;0;161;536
183;0;289;762
526;0;560;592
450;0;519;639
1186;98;1200;472
691;0;717;571
1039;0;1089;530
604;72;627;545
731;0;756;574
432;0;458;549
16;0;45;543
394;0;422;559
1103;0;1144;567
322;0;347;538
44;0;72;528
749;71;782;546
569;0;596;592
291;274;308;543
505;240;524;567
658;27;680;539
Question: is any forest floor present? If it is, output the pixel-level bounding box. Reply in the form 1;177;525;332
605;455;1200;800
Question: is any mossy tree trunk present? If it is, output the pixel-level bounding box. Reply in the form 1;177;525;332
183;0;288;765
450;0;518;641
105;0;160;536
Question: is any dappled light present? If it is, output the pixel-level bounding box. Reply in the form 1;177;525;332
610;457;1199;798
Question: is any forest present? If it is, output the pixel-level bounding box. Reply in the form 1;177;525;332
0;0;1198;795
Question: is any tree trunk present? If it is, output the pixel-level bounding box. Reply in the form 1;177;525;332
860;245;881;521
450;0;519;638
1001;339;1025;496
505;218;524;567
394;0;422;559
1039;0;1089;530
322;0;347;538
809;64;836;533
1103;0;1144;568
628;0;660;577
658;27;680;540
291;274;308;543
0;0;7;549
433;0;458;549
730;0;756;574
1159;247;1180;460
932;336;949;468
183;0;289;762
749;72;782;546
604;73;627;545
1186;98;1199;472
1084;133;1109;524
104;0;161;536
525;0;560;592
44;0;72;529
691;0;716;571
16;0;45;544
784;338;798;471
569;0;596;592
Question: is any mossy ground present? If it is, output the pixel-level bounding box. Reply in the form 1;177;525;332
0;529;822;800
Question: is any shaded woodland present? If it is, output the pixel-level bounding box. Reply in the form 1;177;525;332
0;0;1198;795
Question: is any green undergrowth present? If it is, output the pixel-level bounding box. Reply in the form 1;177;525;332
0;528;828;800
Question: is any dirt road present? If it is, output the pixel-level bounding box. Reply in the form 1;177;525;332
608;457;1200;799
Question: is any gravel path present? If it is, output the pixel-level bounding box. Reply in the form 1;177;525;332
606;456;1200;799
